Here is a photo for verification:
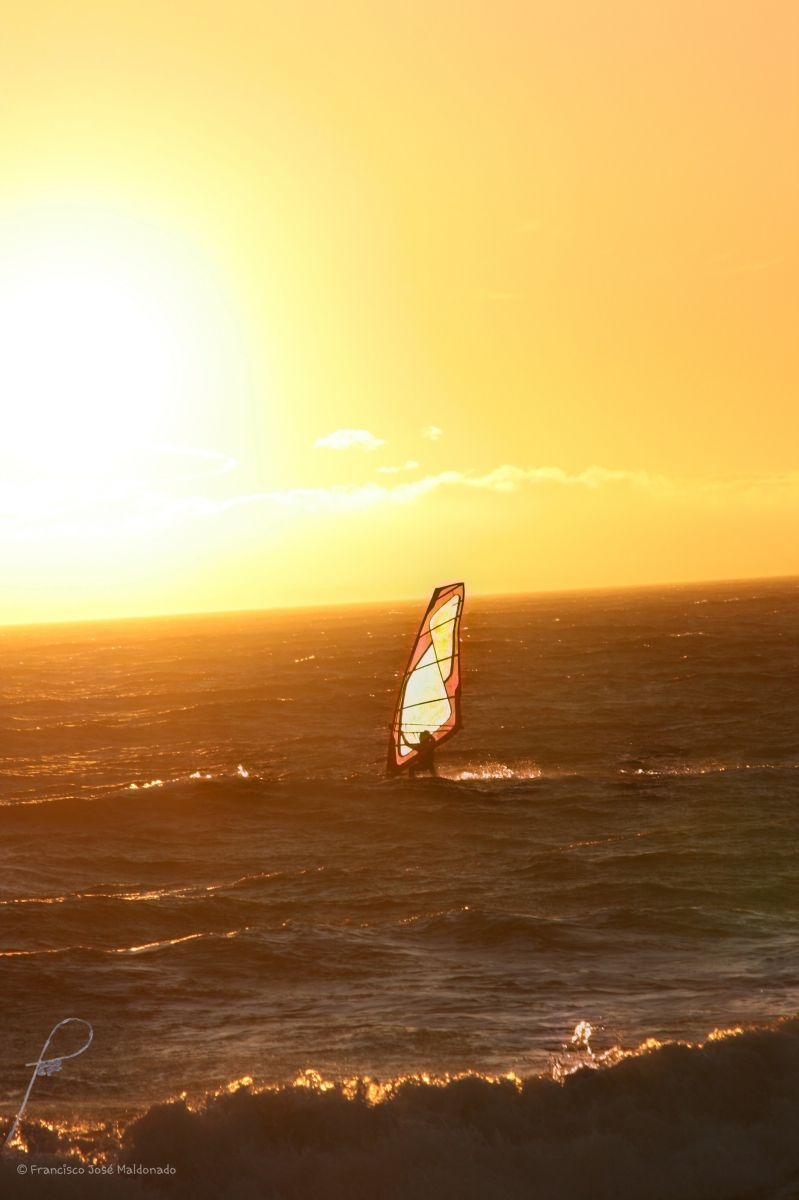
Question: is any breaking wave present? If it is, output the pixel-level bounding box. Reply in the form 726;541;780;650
3;1021;799;1199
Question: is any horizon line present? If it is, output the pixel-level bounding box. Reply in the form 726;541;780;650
1;571;797;633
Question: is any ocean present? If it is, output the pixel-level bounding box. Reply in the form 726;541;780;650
1;577;798;1198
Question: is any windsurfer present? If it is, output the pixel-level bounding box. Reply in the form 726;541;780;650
409;730;437;777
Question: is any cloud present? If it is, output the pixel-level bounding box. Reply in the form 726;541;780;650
312;429;386;452
0;445;242;531
422;426;442;441
376;461;420;475
461;464;662;492
233;464;799;518
252;464;663;515
3;454;798;541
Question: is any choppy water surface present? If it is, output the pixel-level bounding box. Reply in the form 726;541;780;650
1;579;798;1196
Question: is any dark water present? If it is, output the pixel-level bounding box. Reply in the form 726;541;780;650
1;578;798;1197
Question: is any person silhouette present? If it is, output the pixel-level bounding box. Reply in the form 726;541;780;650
409;729;437;777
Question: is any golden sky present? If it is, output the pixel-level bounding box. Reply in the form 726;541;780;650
1;0;797;623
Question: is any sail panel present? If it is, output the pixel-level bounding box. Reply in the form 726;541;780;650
403;656;447;710
387;582;465;774
430;618;457;681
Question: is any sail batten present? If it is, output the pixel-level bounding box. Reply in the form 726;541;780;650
387;582;465;774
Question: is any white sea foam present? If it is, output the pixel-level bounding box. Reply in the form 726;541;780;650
448;763;543;781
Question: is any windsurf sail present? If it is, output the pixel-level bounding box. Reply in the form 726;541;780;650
387;582;465;774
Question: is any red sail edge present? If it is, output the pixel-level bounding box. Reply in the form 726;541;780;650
386;582;465;775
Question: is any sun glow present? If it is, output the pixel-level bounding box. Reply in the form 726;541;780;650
0;0;795;623
1;263;186;473
0;209;253;499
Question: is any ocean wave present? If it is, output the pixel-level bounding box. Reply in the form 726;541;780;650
0;929;243;958
1;757;795;810
3;1020;799;1198
0;869;284;907
399;906;574;951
